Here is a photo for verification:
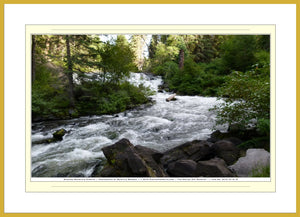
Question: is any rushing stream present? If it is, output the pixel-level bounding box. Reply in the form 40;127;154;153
31;73;227;177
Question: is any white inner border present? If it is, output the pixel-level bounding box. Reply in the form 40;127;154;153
25;24;274;188
5;4;296;213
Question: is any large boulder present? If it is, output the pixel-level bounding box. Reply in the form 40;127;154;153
207;130;229;143
99;164;120;177
166;159;197;177
160;140;214;167
101;139;149;177
223;137;243;146
211;140;240;165
228;149;270;177
134;145;167;177
99;139;166;177
196;158;236;177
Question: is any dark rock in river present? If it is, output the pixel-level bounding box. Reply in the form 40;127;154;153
211;140;240;165
52;128;66;140
99;138;166;177
207;130;224;143
167;159;197;177
97;138;257;177
160;140;214;167
208;124;261;143
134;145;167;177
196;158;236;177
223;137;243;146
228;149;270;177
99;164;121;177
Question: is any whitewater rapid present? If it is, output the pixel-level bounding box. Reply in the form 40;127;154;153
31;73;227;177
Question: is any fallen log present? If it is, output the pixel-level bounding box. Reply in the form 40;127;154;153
166;94;176;102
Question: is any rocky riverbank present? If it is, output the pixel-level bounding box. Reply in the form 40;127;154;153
91;127;270;178
32;124;270;178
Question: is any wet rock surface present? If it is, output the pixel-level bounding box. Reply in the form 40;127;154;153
228;149;270;177
211;140;240;165
195;158;235;177
97;137;269;178
96;138;167;177
160;140;214;167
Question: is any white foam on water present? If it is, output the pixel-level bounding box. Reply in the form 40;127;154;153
127;72;163;92
65;148;103;160
31;132;53;142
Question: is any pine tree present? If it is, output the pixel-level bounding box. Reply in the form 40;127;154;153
31;35;36;83
130;35;146;71
65;35;75;108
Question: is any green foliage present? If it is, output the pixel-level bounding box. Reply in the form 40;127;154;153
149;35;265;97
254;50;270;69
191;35;224;63
74;80;150;116
237;137;270;152
149;35;159;59
32;64;70;119
212;57;270;128
130;35;147;71
32;34;271;124
152;42;180;68
257;118;270;137
256;35;270;52
236;118;270;151
164;58;225;96
250;164;270;177
100;39;137;83
152;61;179;77
220;35;257;73
32;35;143;120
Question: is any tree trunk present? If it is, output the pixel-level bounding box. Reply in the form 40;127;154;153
66;35;75;108
31;35;36;84
179;49;184;70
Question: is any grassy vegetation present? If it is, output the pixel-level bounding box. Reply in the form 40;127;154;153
250;165;270;177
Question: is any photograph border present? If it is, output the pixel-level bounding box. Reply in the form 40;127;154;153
25;24;275;193
1;1;299;216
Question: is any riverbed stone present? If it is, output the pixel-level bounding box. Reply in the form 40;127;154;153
223;137;243;146
167;159;197;177
101;139;148;176
135;145;167;177
228;149;270;177
100;139;162;177
160;140;215;167
208;126;261;143
196;158;235;177
52;128;66;140
211;140;240;165
102;138;134;164
99;165;120;177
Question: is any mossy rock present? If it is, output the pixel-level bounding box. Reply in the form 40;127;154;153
52;128;66;140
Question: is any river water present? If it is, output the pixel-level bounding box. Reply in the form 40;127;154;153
31;73;227;177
